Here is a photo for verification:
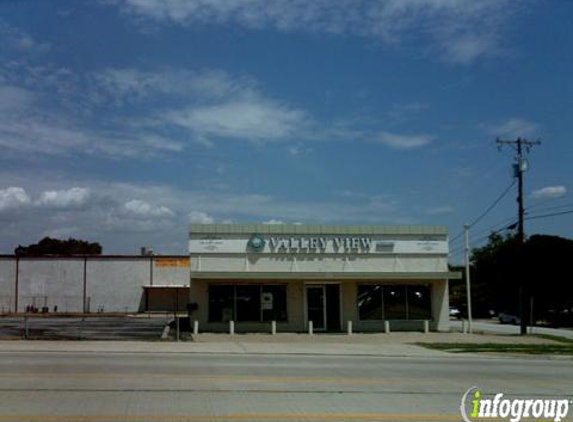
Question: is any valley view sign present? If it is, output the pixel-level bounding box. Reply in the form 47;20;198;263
190;234;446;255
255;234;375;253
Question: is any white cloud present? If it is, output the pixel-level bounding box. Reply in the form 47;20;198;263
93;68;248;105
374;132;432;149
0;110;183;158
490;118;538;138
188;211;215;224
0;187;31;212
386;102;430;120
162;96;307;144
109;0;518;64
0;20;51;55
262;219;285;225
424;206;455;215
530;186;567;201
123;199;175;218
0;61;427;154
36;187;91;208
0;85;35;112
0;172;417;253
440;34;496;66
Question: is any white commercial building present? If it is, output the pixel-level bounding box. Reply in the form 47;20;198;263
189;224;458;332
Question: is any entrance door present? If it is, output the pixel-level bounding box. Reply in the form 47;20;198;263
307;286;326;331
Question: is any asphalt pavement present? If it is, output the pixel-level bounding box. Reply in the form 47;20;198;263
0;339;571;422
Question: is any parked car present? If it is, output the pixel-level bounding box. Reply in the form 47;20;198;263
498;312;521;325
449;306;461;319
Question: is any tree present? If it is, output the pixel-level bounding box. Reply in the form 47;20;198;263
15;237;102;255
468;232;573;326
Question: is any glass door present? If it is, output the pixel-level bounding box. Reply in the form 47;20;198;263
307;285;326;330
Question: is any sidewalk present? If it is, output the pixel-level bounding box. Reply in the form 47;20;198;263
0;332;563;358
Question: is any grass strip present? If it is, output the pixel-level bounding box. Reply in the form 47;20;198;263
414;342;573;355
533;334;573;344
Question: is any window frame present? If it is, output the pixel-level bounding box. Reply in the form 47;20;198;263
208;283;288;323
356;283;433;321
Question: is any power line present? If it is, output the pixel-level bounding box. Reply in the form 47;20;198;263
449;223;516;263
525;209;573;221
449;214;516;247
525;193;573;213
526;201;573;215
449;180;516;245
468;180;516;228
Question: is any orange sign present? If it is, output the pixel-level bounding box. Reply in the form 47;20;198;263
154;258;190;268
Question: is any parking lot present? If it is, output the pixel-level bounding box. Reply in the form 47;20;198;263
0;316;170;340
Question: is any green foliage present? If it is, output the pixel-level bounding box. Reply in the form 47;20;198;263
416;342;573;355
14;237;102;256
466;232;573;325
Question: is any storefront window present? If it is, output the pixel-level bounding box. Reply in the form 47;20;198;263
209;284;287;322
262;285;287;322
357;284;432;320
208;285;235;322
407;285;431;319
236;285;261;321
384;285;407;319
357;284;383;320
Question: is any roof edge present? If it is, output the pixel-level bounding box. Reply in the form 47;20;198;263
189;224;448;236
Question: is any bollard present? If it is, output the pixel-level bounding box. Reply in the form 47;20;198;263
384;320;390;333
308;320;313;335
271;320;276;335
229;320;235;335
347;320;353;335
193;320;199;336
462;319;467;334
423;320;429;334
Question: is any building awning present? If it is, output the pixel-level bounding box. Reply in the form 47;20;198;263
190;271;461;280
143;285;190;288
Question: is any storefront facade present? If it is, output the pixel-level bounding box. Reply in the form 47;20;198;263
189;224;457;332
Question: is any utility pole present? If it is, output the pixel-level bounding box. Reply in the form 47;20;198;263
497;138;541;335
464;224;473;334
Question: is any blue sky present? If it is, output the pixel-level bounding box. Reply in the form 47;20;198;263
0;0;572;260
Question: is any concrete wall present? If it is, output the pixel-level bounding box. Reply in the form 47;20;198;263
87;259;148;312
192;254;448;273
0;256;190;314
0;258;16;313
18;258;84;312
152;259;190;286
432;279;450;332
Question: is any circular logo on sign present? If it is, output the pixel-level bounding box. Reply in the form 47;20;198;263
247;233;266;252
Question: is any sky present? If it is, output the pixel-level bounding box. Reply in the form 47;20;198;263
0;0;572;261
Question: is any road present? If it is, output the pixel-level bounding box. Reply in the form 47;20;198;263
451;319;573;339
0;349;571;422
